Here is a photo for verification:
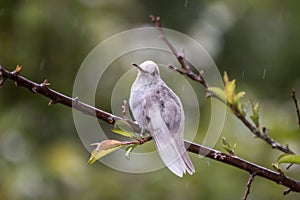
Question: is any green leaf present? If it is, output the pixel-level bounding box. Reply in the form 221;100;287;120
272;163;282;173
207;87;226;102
225;80;236;104
250;102;260;128
125;144;139;160
222;136;230;147
223;71;229;83
237;102;246;117
111;128;135;138
221;137;236;155
234;91;246;104
115;120;134;133
88;140;124;165
223;72;236;104
111;120;136;138
277;154;300;165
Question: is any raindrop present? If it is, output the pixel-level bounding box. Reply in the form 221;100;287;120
40;58;46;70
262;68;267;79
242;71;245;79
184;0;189;8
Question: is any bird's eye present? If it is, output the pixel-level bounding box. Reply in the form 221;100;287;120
151;71;157;76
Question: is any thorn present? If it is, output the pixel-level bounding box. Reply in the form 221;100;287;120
40;79;50;87
200;70;204;76
149;15;161;27
48;99;58;106
177;52;185;59
12;65;22;75
73;97;79;105
156;16;161;26
15;65;22;73
262;127;268;136
283;188;292;195
205;92;212;98
149;14;155;23
31;86;37;94
107;117;114;124
0;77;7;86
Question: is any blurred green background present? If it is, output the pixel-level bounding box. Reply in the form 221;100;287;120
1;0;300;199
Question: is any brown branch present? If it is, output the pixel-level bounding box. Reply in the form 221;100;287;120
1;65;300;193
0;65;138;130
291;89;300;127
231;105;294;154
242;173;256;200
150;15;295;155
150;15;208;89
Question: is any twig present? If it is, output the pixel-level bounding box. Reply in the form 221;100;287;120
231;107;294;154
149;15;208;89
1;65;300;193
186;142;300;192
242;173;256;200
284;188;292;195
150;15;295;155
291;89;300;127
0;65;138;130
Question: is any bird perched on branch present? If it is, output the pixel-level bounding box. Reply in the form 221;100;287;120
129;60;195;177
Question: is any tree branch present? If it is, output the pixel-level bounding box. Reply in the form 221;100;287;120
242;173;256;200
1;65;300;193
0;66;138;130
291;89;300;127
149;15;208;89
150;15;295;155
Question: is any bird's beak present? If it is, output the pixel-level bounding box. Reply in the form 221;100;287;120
132;63;147;73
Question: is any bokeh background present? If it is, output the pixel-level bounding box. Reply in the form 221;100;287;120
1;0;300;199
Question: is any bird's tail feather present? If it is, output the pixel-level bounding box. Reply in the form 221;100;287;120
152;123;195;177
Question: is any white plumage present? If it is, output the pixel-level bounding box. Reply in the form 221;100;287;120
129;60;195;177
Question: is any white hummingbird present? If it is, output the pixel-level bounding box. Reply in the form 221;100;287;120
129;60;195;177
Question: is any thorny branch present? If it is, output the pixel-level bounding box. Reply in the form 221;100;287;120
291;89;300;127
150;15;295;155
1;65;300;193
242;173;256;200
150;15;208;89
0;66;138;130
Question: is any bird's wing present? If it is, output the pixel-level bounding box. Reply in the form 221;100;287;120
147;103;186;177
145;84;194;176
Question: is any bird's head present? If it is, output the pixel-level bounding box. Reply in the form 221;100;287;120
133;60;160;78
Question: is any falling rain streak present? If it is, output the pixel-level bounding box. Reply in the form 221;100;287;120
262;68;267;79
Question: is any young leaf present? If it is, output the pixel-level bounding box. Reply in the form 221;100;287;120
234;91;246;104
125;144;139;160
88;140;124;165
223;72;236;104
207;87;226;102
277;154;300;165
237;102;246;117
115;120;134;133
223;71;230;84
221;137;236;155
250;102;260;128
111;128;135;138
272;163;283;174
111;120;136;138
